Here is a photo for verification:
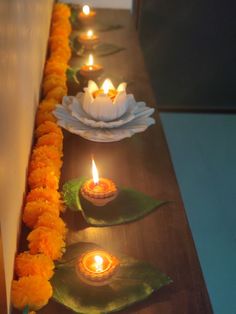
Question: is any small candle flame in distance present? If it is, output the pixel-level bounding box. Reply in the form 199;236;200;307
87;29;93;38
87;54;94;67
82;5;90;15
94;255;103;272
102;78;113;95
92;158;99;184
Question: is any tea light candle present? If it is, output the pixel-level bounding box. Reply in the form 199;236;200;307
78;29;99;49
82;79;128;122
76;250;120;286
78;5;96;25
79;54;103;79
81;158;118;206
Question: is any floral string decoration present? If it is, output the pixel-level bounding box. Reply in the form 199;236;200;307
11;3;72;313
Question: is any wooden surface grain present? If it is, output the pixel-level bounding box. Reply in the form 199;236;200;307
33;9;212;314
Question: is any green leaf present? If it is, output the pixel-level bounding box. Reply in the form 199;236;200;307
52;242;172;314
62;178;169;227
94;22;124;33
22;305;29;314
94;43;125;57
66;67;80;85
62;177;87;211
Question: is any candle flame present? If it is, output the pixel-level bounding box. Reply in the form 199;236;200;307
94;255;103;272
102;78;113;95
87;29;93;38
82;5;90;15
92;158;99;184
87;54;94;66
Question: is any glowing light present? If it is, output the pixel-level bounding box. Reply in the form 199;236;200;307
92;158;99;184
94;255;103;272
82;5;90;15
87;29;93;38
102;78;113;95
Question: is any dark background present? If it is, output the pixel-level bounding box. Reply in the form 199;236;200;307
138;0;236;111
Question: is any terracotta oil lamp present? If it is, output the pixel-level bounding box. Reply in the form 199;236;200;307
76;250;120;286
78;5;96;26
79;54;103;80
78;29;99;50
81;158;118;206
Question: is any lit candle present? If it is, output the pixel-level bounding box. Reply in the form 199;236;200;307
78;29;99;49
82;79;128;122
78;5;96;25
79;54;103;79
82;5;90;16
93;78;118;101
76;250;120;286
81;158;118;206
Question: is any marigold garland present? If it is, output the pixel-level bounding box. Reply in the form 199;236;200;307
12;3;71;312
27;227;65;260
35;212;68;239
15;252;55;280
11;275;53;311
23;200;60;228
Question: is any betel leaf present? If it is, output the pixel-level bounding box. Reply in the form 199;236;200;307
52;242;172;314
62;178;169;227
66;67;80;85
93;43;125;57
62;177;87;211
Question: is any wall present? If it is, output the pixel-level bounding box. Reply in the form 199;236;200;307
62;0;132;9
0;0;54;311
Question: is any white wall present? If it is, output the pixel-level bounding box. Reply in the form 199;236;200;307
0;0;53;311
62;0;132;10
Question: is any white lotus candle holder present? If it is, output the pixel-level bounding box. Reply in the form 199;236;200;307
82;79;128;122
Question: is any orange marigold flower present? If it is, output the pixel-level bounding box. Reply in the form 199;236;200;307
38;98;58;113
35;212;67;238
11;275;52;311
29;158;61;177
15;251;54;279
28;167;59;190
36;132;63;151
44;72;67;84
44;59;68;77
45;86;67;102
27;227;65;260
26;187;60;204
32;145;63;162
42;76;66;96
23;200;60;228
36;110;56;127
50;46;71;63
52;3;71;20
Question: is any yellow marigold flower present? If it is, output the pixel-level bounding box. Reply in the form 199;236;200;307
42;76;66;96
28;167;59;190
23;200;60;228
32;145;63;162
15;251;54;279
44;59;68;77
11;275;52;311
36;110;56;127
36;132;63;151
35;212;67;238
38;98;58;113
45;86;67;102
27;227;65;260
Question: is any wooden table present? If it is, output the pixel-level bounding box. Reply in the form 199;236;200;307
41;9;212;314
